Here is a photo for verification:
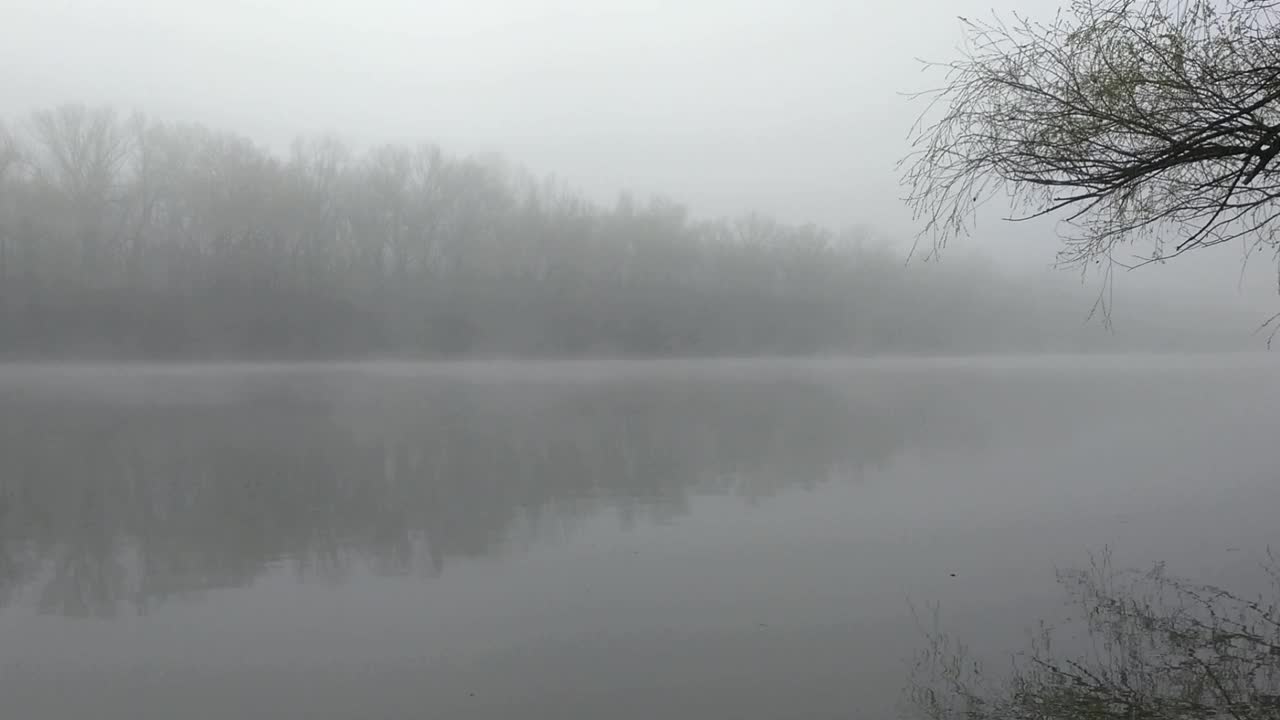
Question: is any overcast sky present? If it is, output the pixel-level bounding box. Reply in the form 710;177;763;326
2;0;1275;312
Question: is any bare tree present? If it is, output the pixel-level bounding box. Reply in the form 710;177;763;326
0;102;1207;358
902;0;1280;273
29;105;130;278
0;122;18;183
907;550;1280;720
30;105;128;206
0;122;19;284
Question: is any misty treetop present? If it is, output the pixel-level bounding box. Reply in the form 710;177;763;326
0;104;1182;358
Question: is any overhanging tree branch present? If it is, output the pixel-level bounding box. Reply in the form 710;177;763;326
901;0;1280;272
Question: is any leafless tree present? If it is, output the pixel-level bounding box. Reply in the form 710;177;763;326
28;105;130;277
0;122;20;283
0;122;19;184
902;0;1280;275
0;102;1221;358
29;105;128;206
907;549;1280;720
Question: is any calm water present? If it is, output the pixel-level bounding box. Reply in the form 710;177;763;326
0;356;1277;719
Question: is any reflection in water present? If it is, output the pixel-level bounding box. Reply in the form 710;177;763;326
2;360;1279;720
0;367;919;618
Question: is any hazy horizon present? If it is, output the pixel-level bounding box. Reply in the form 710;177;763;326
3;5;1280;717
3;0;1279;319
0;100;1272;360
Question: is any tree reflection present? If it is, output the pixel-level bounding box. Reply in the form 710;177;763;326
0;367;918;617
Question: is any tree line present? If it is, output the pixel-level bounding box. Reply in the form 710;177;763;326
0;104;1222;359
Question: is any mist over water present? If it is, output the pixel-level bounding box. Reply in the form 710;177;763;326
2;3;1279;716
0;357;1276;719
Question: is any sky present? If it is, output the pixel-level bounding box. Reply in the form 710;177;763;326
1;0;1276;313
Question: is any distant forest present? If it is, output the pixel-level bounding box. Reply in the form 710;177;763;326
0;105;1244;358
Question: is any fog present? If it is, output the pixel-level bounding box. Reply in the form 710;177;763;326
1;359;1278;720
2;0;1276;329
2;3;1279;720
0;101;1268;359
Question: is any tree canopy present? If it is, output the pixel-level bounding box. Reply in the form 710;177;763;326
902;0;1280;273
0;104;1151;359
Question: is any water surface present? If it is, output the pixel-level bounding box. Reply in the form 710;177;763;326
1;356;1277;719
